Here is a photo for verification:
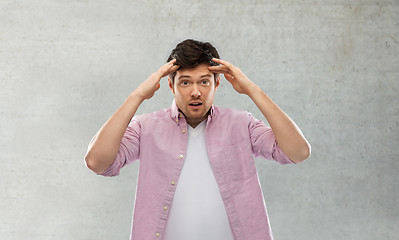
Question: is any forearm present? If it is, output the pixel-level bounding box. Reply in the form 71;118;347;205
85;92;144;174
207;58;310;162
84;60;179;174
248;86;311;163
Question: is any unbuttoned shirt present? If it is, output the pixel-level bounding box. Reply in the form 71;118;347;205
100;100;295;240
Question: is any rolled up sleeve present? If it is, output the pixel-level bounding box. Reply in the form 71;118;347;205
101;117;141;176
248;112;295;165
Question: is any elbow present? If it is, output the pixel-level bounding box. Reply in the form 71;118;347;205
84;152;105;175
301;144;311;162
291;143;311;163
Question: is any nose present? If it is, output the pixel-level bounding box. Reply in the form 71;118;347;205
191;85;201;98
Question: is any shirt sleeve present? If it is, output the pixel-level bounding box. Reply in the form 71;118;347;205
247;112;295;165
101;117;141;176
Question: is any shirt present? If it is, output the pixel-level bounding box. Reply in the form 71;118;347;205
101;100;295;240
163;120;235;240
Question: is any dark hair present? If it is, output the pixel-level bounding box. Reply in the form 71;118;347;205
167;39;220;83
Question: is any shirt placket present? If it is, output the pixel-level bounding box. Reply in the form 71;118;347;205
205;118;245;240
154;113;188;239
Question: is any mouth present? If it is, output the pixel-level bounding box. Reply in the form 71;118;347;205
189;102;203;109
189;102;202;106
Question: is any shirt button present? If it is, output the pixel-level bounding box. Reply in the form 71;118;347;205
171;181;175;185
182;129;186;133
156;232;160;237
179;113;183;118
179;154;184;159
164;206;168;211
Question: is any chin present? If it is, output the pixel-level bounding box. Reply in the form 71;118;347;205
187;112;206;119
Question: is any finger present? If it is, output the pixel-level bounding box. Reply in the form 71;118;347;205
159;61;180;76
208;65;230;74
208;69;225;74
212;58;234;68
164;59;177;70
167;58;177;65
161;59;177;71
159;64;180;78
224;73;235;82
211;58;240;76
167;64;180;74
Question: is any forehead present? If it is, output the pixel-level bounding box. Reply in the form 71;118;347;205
175;63;214;79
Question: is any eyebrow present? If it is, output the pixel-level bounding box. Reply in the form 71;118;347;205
200;74;213;78
177;75;191;80
178;74;213;80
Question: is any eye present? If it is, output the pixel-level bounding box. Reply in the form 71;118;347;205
201;80;210;85
180;80;190;86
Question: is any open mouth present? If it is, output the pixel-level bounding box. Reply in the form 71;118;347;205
189;102;202;106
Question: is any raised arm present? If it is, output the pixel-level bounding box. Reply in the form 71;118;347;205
85;59;179;174
208;58;310;163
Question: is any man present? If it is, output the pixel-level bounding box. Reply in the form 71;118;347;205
85;39;311;240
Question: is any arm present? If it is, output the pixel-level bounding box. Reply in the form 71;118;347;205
208;58;310;163
85;59;179;174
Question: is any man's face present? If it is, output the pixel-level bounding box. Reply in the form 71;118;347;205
169;63;219;127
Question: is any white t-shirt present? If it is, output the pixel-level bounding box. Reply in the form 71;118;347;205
164;120;235;240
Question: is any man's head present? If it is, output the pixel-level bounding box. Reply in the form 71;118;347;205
167;39;220;127
167;39;220;84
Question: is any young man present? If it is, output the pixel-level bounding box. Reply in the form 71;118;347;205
85;39;310;240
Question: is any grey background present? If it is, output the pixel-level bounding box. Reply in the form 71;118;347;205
1;0;398;239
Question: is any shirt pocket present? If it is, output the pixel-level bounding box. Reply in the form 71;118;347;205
222;138;257;181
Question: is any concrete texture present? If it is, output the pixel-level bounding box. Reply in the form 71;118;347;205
1;0;398;239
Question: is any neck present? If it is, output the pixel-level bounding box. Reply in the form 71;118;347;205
186;115;207;128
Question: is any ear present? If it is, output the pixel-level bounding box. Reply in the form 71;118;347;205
168;78;175;94
215;76;220;89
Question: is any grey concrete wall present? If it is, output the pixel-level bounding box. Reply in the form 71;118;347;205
1;0;398;239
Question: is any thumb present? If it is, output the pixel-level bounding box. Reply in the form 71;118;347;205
224;73;235;83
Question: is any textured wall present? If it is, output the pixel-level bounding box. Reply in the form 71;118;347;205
1;0;398;239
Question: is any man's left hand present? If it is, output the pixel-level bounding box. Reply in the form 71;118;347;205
208;58;258;96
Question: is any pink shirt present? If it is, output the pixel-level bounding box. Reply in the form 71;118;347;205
101;100;295;240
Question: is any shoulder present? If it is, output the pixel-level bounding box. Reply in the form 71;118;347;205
213;105;252;122
212;105;265;131
133;107;172;124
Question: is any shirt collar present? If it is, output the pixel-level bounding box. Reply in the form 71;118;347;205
170;99;215;124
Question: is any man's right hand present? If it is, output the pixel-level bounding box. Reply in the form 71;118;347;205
85;59;179;174
133;59;180;101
